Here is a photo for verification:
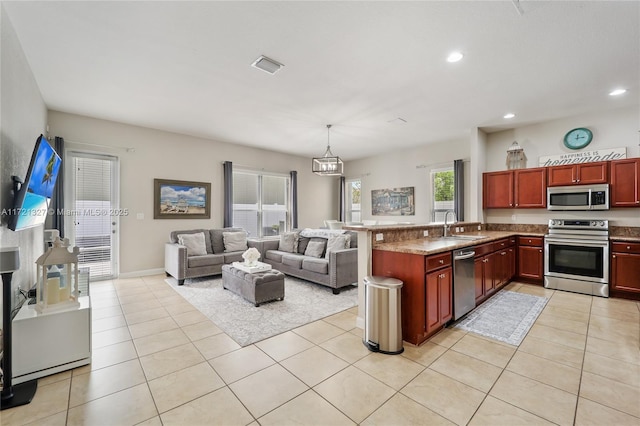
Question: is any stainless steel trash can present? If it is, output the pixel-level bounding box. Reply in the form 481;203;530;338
363;276;403;355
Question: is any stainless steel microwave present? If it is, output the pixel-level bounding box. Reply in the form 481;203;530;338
547;184;609;211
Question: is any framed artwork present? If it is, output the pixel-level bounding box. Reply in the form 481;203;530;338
372;186;415;216
154;179;211;219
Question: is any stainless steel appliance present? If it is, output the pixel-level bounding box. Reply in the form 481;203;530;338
453;248;476;320
544;219;609;297
547;184;609;211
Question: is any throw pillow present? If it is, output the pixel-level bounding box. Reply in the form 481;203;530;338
178;232;208;256
278;231;299;253
297;236;311;254
325;234;351;259
223;231;248;252
304;240;326;258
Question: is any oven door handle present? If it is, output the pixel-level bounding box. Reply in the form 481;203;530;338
545;237;608;247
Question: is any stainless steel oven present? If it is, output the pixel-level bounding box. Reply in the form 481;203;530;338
544;219;609;297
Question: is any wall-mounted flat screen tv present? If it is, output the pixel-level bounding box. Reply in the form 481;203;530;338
9;135;62;231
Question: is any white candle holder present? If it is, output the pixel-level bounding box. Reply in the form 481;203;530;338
35;237;81;314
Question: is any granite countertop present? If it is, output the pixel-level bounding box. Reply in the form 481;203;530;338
610;236;640;243
373;231;545;256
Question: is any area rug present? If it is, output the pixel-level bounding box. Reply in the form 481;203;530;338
455;290;548;346
166;276;358;346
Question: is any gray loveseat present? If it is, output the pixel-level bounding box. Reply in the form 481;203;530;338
260;229;358;294
165;228;260;285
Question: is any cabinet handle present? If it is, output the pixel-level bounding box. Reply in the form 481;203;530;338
627;246;631;250
613;255;616;258
501;252;506;255
528;239;532;243
515;203;519;207
439;259;444;264
539;249;542;253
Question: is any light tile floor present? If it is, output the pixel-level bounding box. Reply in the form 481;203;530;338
3;276;639;425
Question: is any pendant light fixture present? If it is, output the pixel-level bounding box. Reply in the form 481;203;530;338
312;124;344;176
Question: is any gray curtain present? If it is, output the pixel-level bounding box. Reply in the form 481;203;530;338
290;171;298;229
339;176;346;222
51;136;65;237
223;161;233;227
454;159;464;221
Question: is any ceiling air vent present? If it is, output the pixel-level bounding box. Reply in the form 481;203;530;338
251;55;284;75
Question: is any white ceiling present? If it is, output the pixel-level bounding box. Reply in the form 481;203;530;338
4;1;639;161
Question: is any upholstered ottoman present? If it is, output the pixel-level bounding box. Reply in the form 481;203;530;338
221;264;285;306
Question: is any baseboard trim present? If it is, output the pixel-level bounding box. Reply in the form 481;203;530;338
118;268;165;279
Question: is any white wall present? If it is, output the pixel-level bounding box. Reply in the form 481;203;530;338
48;111;337;276
345;138;471;224
484;105;640;226
0;4;48;308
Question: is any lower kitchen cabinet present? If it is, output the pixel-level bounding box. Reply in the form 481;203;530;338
372;249;452;345
475;238;515;304
611;242;640;296
426;267;452;333
517;236;544;284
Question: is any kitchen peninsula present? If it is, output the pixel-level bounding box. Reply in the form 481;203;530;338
344;222;546;345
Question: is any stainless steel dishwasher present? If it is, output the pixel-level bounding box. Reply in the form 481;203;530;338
453;248;476;320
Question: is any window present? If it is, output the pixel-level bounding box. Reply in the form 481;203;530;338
346;179;361;222
232;170;289;237
431;167;455;222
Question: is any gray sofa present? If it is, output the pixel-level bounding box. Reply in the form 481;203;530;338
260;229;358;294
165;228;260;285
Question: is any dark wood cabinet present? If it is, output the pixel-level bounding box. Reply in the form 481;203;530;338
517;236;544;284
514;168;547;208
372;249;452;345
483;168;546;209
475;238;517;303
483;171;514;208
547;161;609;186
426;267;452;333
610;158;640;207
493;238;516;288
611;242;640;295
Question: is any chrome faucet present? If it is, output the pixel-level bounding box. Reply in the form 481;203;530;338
444;210;456;237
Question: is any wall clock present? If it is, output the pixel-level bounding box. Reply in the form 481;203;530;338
563;127;593;150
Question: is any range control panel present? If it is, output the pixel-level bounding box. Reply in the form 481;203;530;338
548;219;609;230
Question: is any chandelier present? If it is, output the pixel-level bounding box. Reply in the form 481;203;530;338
312;124;344;176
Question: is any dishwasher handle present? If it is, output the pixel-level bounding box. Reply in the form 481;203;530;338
454;251;475;260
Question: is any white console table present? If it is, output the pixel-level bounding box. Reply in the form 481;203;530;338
11;296;91;384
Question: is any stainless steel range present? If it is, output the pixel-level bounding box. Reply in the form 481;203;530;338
544;219;609;297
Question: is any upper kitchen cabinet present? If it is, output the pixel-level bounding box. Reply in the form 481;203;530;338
514;167;547;208
483;170;513;208
483;167;546;209
610;158;640;207
547;161;609;186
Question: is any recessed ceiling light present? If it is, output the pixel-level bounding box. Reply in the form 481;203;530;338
251;55;284;75
609;88;627;96
503;113;516;119
446;51;463;63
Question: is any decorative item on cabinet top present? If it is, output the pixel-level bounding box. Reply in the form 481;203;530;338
506;141;526;169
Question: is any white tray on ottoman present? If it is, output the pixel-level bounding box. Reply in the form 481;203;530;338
231;261;272;274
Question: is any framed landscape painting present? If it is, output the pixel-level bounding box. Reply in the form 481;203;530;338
371;186;415;216
154;179;211;219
